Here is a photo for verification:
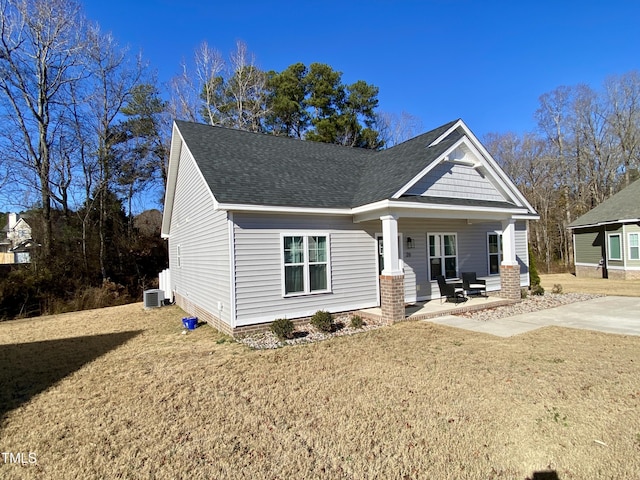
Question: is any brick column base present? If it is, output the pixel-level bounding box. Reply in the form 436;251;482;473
499;264;521;300
380;275;405;325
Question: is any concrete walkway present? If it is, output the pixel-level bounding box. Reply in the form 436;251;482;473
425;296;640;337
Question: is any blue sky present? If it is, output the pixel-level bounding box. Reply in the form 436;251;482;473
82;0;640;139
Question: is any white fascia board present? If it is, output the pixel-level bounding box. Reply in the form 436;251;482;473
430;119;465;146
352;199;529;223
161;122;183;238
392;136;468;198
567;218;640;229
457;123;537;215
216;203;352;216
513;214;541;220
161;122;220;238
392;122;537;217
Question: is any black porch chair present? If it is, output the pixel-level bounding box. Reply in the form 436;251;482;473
436;275;465;304
461;272;487;298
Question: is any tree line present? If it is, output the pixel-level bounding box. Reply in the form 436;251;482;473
2;0;637;318
0;0;421;318
484;71;640;272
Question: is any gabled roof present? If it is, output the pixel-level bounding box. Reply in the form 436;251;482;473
569;179;640;228
173;120;371;209
162;119;537;236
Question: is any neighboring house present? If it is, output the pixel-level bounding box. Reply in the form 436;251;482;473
568;179;640;280
161;119;538;336
0;213;34;264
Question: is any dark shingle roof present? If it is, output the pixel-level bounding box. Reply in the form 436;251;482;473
569;179;640;228
175;119;508;210
176;121;371;208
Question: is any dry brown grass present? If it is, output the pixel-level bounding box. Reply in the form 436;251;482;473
1;301;639;479
540;273;640;297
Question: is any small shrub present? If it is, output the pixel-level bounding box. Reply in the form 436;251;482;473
528;244;541;287
310;310;333;332
271;318;294;340
552;283;563;294
521;288;529;299
350;315;364;329
531;283;545;296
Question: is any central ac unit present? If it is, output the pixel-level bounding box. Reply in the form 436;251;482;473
143;289;164;308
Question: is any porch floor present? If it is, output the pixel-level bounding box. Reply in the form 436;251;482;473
359;295;519;322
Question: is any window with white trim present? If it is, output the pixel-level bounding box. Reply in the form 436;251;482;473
488;232;503;275
283;235;330;295
608;233;621;260
629;232;639;260
428;233;457;280
176;244;182;268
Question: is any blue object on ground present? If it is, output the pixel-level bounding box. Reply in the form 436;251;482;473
182;317;198;330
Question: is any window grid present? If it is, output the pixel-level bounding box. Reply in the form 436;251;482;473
283;235;330;296
488;232;503;275
629;232;639;260
429;233;457;280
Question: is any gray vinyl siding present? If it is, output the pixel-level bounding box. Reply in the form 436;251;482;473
232;213;378;326
168;146;231;326
515;221;530;287
406;163;506;202
573;227;603;264
361;218;529;301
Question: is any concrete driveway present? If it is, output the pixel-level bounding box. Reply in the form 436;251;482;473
426;296;640;337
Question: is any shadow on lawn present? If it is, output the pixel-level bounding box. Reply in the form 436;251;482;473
530;471;560;480
0;330;143;425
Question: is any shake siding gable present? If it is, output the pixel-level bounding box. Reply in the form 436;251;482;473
405;162;506;202
169;146;231;326
232;213;378;326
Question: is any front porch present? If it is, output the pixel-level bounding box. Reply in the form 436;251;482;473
358;295;518;323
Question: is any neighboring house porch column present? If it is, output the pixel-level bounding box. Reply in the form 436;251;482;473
500;218;521;300
380;214;405;324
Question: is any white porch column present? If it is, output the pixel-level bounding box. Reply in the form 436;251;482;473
501;218;518;266
500;218;521;300
381;214;402;275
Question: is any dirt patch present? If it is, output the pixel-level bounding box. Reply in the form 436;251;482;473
1;303;639;479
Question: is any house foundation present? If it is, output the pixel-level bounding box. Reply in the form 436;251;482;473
499;264;521;300
174;291;234;337
575;264;604;279
379;275;405;325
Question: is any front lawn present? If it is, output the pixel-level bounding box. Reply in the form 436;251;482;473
1;303;638;479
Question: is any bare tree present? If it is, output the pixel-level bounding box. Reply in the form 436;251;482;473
604;71;640;188
167;41;224;125
84;24;144;281
0;0;85;258
196;42;225;125
375;111;423;148
168;40;268;131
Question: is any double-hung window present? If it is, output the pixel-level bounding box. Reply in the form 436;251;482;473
429;233;457;280
488;233;503;275
283;235;330;295
608;233;622;261
629;232;639;260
